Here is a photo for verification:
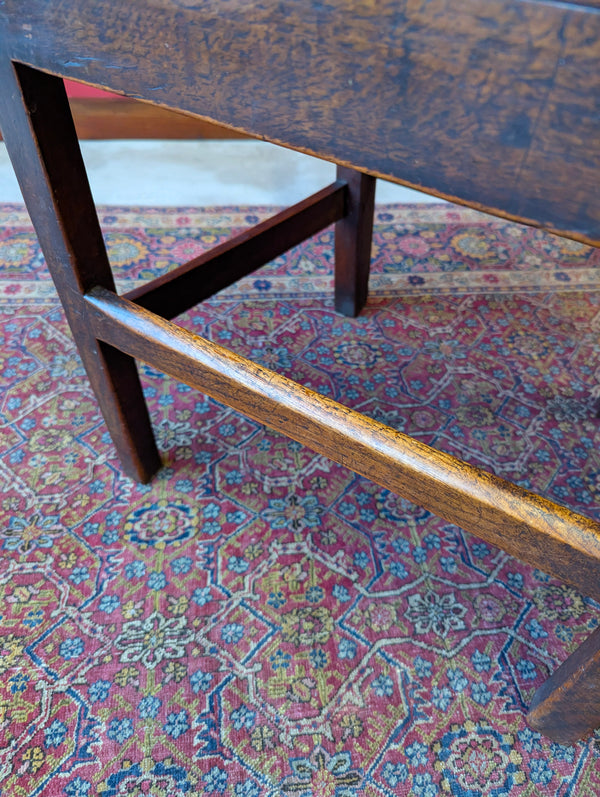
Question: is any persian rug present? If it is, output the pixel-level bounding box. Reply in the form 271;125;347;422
1;202;600;796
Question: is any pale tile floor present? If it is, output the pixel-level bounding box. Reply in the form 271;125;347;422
0;140;439;206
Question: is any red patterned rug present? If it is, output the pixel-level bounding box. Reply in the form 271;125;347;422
1;203;600;796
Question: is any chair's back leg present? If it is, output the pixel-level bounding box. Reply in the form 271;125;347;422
334;165;376;317
0;59;161;483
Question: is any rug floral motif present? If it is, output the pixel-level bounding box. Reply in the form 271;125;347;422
1;203;600;795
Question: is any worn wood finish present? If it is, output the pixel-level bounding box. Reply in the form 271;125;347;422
2;0;600;244
85;286;600;606
0;61;161;482
125;181;348;319
2;0;600;743
528;627;600;743
334;166;376;317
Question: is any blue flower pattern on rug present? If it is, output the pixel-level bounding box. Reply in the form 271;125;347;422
0;204;599;794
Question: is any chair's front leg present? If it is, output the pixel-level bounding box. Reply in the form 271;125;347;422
527;625;600;744
0;59;161;483
334;165;376;317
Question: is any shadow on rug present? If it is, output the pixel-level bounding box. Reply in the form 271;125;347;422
1;203;600;795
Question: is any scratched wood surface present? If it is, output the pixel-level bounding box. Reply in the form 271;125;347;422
3;2;600;743
1;0;600;244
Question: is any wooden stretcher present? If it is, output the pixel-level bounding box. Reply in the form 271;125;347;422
1;0;600;742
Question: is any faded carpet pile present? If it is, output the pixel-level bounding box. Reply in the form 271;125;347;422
1;202;600;796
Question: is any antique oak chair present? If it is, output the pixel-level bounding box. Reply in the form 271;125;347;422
1;0;600;744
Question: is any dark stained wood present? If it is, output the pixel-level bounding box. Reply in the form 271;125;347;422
125;181;348;319
334;166;376;317
2;0;600;244
528;627;600;743
85;285;600;607
0;61;161;482
2;0;600;743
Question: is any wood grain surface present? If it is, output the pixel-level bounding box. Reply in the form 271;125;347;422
3;0;600;742
2;0;600;244
85;285;600;607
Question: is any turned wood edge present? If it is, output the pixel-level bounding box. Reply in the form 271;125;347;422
83;286;600;603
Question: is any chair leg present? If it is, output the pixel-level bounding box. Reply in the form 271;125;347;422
0;60;161;483
527;626;600;744
334;166;376;317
